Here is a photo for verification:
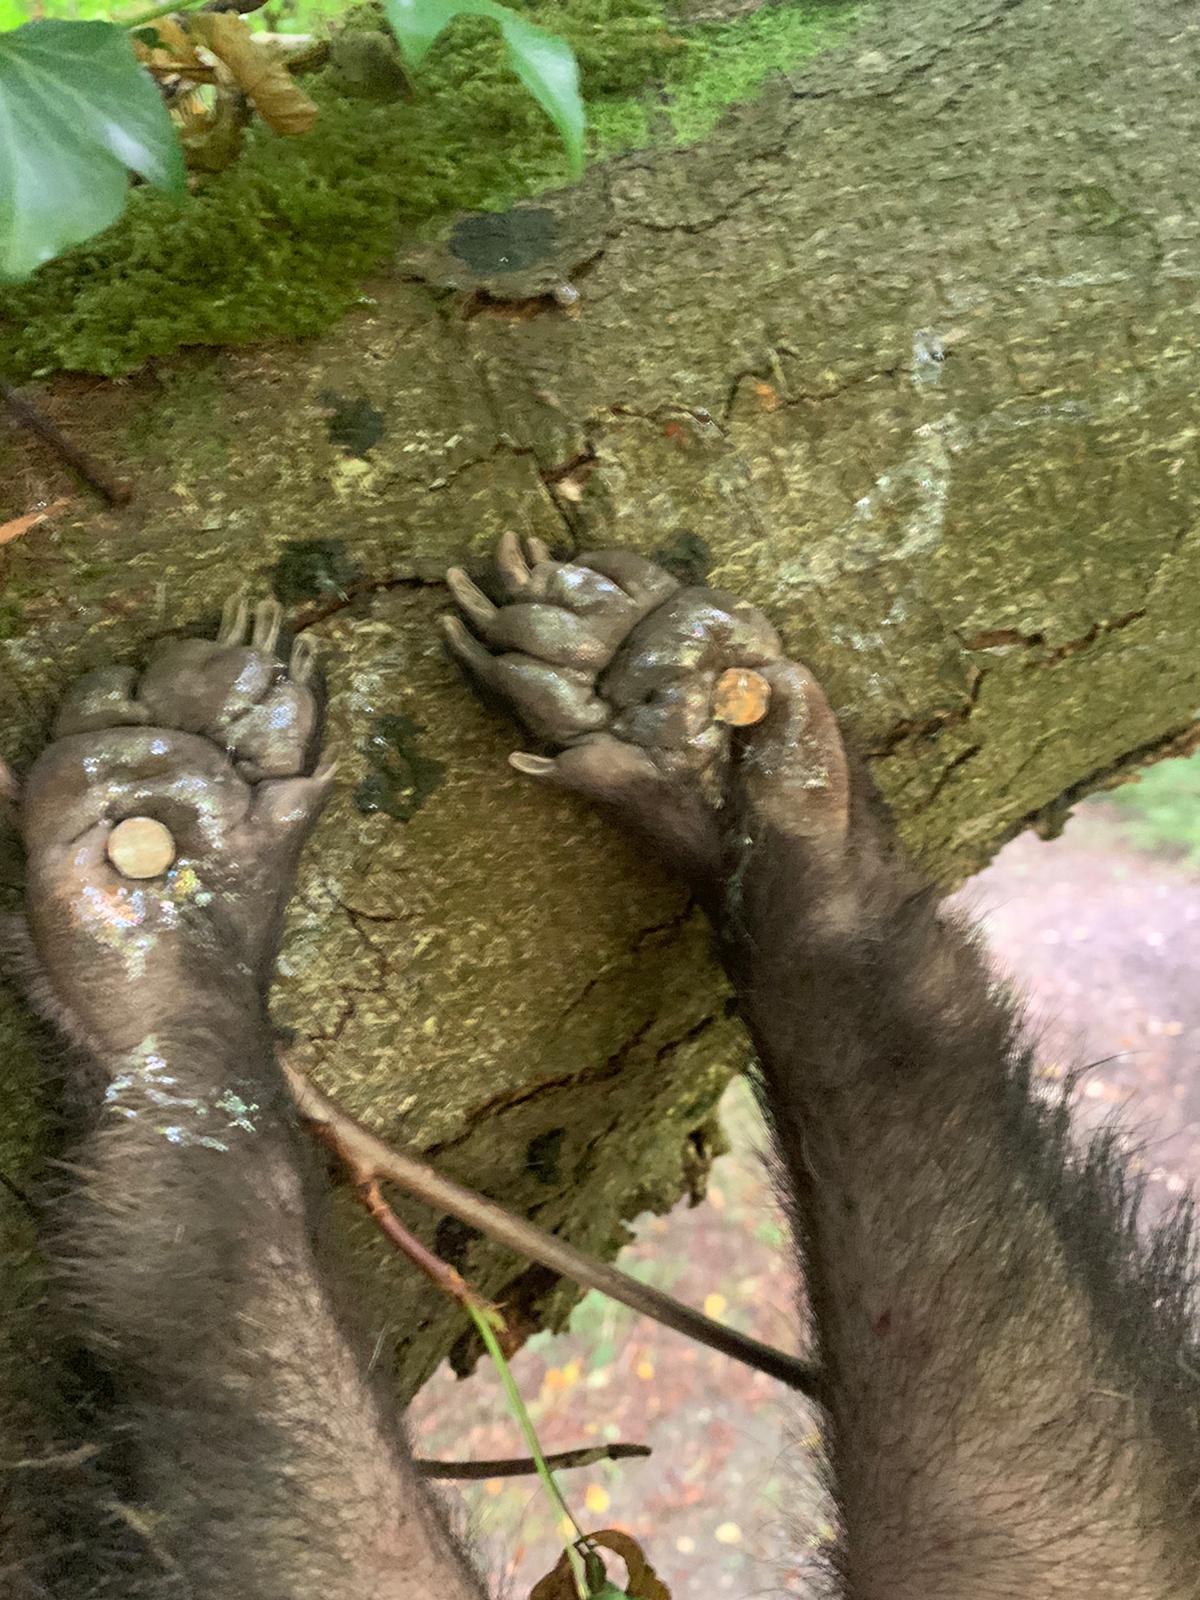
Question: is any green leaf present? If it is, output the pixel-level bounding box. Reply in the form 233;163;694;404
0;20;185;281
382;0;584;174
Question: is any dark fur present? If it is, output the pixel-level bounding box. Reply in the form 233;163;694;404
728;820;1200;1597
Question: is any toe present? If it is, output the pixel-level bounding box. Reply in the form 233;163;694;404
576;550;679;608
218;592;251;646
440;616;609;745
446;568;497;629
137;638;277;735
225;679;319;781
535;560;634;619
251;597;283;655
53;666;150;736
453;591;617;672
494;530;535;598
510;733;721;886
250;761;338;831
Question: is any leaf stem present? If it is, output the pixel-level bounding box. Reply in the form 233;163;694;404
468;1303;591;1599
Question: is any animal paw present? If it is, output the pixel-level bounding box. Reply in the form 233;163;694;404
20;598;334;1054
442;536;848;886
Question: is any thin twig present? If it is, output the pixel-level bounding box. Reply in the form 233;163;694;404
415;1443;651;1481
284;1063;821;1399
357;1177;493;1314
1;385;132;509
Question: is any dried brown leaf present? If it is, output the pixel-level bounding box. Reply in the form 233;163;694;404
188;13;318;134
528;1551;580;1600
529;1533;671;1600
0;497;69;546
589;1532;672;1600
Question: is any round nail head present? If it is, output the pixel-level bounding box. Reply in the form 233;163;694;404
107;816;176;879
713;667;771;727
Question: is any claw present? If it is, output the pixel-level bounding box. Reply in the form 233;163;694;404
446;568;497;627
252;598;283;656
526;536;553;566
509;751;556;777
495;530;532;595
218;593;250;646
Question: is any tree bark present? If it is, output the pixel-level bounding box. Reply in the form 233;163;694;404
2;0;1198;1412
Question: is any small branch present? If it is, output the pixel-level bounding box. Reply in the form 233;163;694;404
415;1443;651;1481
285;1063;821;1399
357;1177;493;1315
0;384;131;509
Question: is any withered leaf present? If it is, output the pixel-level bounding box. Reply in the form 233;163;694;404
528;1553;577;1600
187;14;318;135
529;1544;609;1600
588;1532;672;1600
528;1533;670;1600
0;497;69;546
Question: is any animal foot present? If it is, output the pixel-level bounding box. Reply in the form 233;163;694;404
20;598;334;1054
442;537;849;886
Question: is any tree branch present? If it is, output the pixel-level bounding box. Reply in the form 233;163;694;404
284;1061;820;1398
415;1443;652;1480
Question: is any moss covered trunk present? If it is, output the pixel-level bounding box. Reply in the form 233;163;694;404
3;0;1199;1412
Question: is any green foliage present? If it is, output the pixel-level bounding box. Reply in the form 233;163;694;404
1099;750;1200;862
385;0;584;172
0;19;184;280
469;1302;590;1597
1;0;862;377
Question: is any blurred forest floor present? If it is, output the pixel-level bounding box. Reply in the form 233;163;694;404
411;757;1200;1598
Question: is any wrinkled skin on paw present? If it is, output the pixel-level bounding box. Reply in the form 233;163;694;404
21;597;333;1057
443;534;851;888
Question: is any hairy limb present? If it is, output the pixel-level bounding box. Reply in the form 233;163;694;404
447;540;1200;1600
14;602;482;1600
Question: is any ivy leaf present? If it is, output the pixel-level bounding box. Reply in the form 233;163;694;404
382;0;584;174
0;19;185;281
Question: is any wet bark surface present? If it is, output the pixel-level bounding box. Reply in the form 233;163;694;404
3;0;1199;1412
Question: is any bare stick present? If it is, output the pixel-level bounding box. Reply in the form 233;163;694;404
0;383;132;508
284;1063;820;1398
357;1176;493;1315
415;1442;651;1480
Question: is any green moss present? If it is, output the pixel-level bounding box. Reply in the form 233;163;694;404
665;0;861;143
271;536;363;604
355;711;446;821
1;0;862;378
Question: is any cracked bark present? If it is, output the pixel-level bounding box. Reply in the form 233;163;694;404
3;0;1200;1415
